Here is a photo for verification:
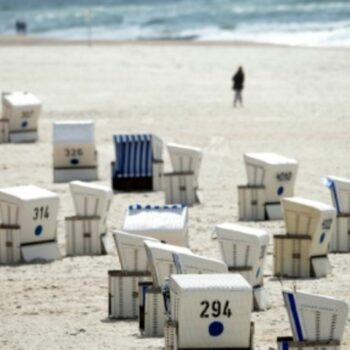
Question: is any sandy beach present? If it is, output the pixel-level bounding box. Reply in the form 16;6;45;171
0;37;349;349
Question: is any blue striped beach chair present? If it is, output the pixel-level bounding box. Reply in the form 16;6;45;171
111;134;163;191
324;176;350;252
277;289;348;350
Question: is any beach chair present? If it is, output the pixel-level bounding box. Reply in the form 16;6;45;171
111;134;163;191
1;91;41;143
164;143;203;206
0;185;60;263
274;197;336;278
215;223;270;310
324;176;350;252
139;240;228;337
164;274;254;350
238;153;298;221
53;121;98;183
277;288;349;349
65;181;113;256
108;231;158;319
122;204;188;247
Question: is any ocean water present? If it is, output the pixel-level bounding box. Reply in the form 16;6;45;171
1;0;350;47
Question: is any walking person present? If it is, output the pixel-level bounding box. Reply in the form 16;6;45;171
232;66;244;107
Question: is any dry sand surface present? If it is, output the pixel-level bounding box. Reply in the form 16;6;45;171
0;38;349;349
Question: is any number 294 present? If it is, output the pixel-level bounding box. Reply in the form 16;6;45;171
200;300;232;318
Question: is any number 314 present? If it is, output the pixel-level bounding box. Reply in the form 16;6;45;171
200;300;232;318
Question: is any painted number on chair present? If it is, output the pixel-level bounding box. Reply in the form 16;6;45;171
276;172;292;181
33;206;50;220
200;300;232;318
64;148;83;157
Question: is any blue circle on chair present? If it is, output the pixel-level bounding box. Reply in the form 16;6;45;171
21;121;28;128
277;186;284;196
320;232;326;244
35;225;43;236
208;321;224;337
70;158;79;165
256;267;260;278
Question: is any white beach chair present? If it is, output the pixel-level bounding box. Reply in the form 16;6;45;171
164;274;254;350
65;181;113;256
164;143;203;206
108;231;158;320
0;185;60;263
122;204;188;247
2;91;41;143
215;223;270;310
324;176;350;252
277;288;349;349
53;121;98;182
239;153;298;221
140;241;228;337
111;134;164;191
140;240;188;336
274;197;336;278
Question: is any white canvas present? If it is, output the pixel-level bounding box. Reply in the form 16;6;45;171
113;231;159;272
123;205;188;246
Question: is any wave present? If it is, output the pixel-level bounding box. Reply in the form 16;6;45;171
1;0;350;47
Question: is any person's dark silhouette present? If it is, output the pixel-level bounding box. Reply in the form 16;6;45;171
15;20;27;35
232;66;245;107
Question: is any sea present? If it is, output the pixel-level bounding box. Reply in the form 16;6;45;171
1;0;350;47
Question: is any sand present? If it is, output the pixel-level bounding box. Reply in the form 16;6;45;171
0;37;349;349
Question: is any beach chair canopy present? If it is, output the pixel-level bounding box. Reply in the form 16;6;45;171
113;230;159;271
69;181;113;218
324;175;350;214
112;134;163;178
144;240;194;287
53;121;95;144
167;142;203;180
173;252;228;274
2;91;41;109
122;204;188;246
243;153;298;201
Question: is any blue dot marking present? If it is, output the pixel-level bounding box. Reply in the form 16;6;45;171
35;225;43;236
70;158;79;165
320;232;326;244
277;186;284;196
21;121;28;128
208;321;224;337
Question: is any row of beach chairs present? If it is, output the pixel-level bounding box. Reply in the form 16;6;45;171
108;230;349;349
0;91;349;348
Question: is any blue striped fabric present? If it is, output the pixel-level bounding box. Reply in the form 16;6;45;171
324;178;341;214
128;204;186;211
113;134;153;178
284;291;304;341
